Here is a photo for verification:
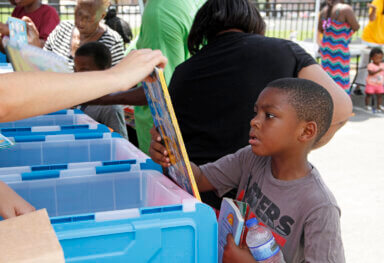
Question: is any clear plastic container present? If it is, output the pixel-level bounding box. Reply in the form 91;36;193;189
0;133;147;168
246;218;285;263
0;110;96;128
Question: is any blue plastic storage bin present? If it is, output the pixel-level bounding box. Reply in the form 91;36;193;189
7;165;185;217
0;159;161;181
0;109;96;128
0;124;110;137
52;202;217;263
0;133;147;168
0;62;12;73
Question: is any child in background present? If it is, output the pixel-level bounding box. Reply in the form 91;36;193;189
150;78;345;263
0;0;59;48
365;47;384;112
74;41;128;139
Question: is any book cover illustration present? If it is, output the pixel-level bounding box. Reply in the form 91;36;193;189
7;17;27;47
4;38;70;73
218;198;250;263
2;19;70;73
143;68;201;200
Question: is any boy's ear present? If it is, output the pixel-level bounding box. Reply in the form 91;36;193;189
298;121;317;143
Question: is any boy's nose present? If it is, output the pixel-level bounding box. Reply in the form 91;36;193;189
250;117;261;129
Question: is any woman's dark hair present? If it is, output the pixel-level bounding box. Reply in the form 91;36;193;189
187;0;266;55
75;41;112;70
105;8;133;44
369;47;384;61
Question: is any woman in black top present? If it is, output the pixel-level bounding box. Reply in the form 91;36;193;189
162;0;352;207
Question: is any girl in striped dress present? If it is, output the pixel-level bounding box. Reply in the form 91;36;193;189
318;0;360;92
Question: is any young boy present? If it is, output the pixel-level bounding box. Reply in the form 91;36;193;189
74;41;128;139
0;0;59;48
150;78;345;263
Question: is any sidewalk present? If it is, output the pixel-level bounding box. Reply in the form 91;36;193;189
308;94;384;262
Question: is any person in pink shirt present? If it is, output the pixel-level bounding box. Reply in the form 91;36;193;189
0;0;60;48
365;47;384;112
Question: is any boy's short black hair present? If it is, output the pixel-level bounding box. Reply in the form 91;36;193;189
75;41;112;70
369;47;383;61
266;78;334;143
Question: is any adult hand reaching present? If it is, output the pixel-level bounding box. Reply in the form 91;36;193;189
0;181;35;219
109;49;168;92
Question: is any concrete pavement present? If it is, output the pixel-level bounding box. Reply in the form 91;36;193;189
308;94;384;262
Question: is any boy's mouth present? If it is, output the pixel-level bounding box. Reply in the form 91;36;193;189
249;134;261;145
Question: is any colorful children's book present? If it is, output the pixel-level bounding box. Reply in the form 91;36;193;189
7;17;28;46
3;36;70;73
143;68;201;200
218;198;250;263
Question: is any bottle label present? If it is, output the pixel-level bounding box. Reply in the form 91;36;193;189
249;237;280;261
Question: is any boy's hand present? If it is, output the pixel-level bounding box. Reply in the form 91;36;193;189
21;16;41;47
223;234;256;263
0;181;35;219
149;125;171;167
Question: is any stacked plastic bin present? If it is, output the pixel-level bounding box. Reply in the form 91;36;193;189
0;110;218;262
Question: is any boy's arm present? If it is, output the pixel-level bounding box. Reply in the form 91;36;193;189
304;206;345;263
83;86;148;106
190;162;216;192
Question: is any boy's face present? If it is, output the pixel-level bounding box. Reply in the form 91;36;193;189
249;87;303;156
74;55;99;72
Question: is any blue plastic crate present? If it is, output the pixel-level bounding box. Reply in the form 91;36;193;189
0;159;161;181
0;62;12;72
0;110;96;128
6;166;194;218
0;53;7;63
0;124;110;137
0;133;147;168
52;202;217;263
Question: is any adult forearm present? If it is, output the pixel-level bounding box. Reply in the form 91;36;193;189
0;71;119;122
0;49;167;122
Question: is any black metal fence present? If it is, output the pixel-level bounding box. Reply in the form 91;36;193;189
251;0;371;41
0;0;372;41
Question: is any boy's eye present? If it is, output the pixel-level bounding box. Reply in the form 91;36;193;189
266;113;275;119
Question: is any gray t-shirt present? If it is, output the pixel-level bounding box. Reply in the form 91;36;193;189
200;146;345;263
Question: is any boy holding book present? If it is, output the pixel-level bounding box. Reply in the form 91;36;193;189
150;78;345;263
